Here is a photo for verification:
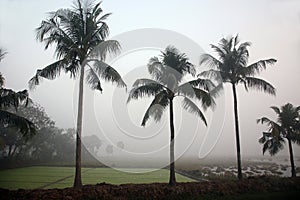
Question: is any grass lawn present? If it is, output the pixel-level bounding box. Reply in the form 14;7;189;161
0;166;193;190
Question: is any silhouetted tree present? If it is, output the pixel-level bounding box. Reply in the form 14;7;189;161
28;0;125;188
0;48;36;138
200;35;276;180
128;46;217;185
1;103;55;160
117;141;124;151
83;135;102;155
105;144;113;156
257;103;300;177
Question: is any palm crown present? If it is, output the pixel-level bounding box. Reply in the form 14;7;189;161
257;103;300;155
128;46;217;126
29;0;125;90
200;35;276;94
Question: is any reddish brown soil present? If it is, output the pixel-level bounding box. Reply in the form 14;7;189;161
0;176;299;200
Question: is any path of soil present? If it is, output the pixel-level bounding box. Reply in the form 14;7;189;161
0;176;299;200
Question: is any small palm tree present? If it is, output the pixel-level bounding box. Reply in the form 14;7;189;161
0;48;36;138
29;0;125;188
200;35;276;179
127;46;217;185
257;103;300;177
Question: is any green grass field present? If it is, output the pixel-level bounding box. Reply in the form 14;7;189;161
0;167;193;190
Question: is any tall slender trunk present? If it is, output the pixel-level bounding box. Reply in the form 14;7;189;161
73;63;85;188
169;98;176;186
11;145;18;157
287;137;296;177
232;83;242;180
8;145;12;157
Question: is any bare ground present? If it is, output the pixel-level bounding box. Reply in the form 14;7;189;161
0;176;299;200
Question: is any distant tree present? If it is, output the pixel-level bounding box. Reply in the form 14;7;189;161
200;35;276;179
257;103;300;177
0;103;54;159
117;141;124;151
24;127;75;163
106;144;113;155
0;48;36;138
28;0;125;188
128;46;217;186
83;135;102;154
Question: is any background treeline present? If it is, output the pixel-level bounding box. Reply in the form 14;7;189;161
0;103;100;169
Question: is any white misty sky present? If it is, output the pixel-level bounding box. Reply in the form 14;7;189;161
0;0;300;159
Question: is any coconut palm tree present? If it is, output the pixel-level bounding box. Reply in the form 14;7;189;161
257;103;300;177
199;35;276;180
127;46;218;185
0;48;36;138
28;0;126;188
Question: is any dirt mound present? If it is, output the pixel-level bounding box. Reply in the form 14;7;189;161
1;176;299;200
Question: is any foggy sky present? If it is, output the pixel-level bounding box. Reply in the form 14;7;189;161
0;0;300;160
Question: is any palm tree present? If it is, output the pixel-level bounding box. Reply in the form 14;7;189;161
127;46;217;185
28;0;126;188
0;48;36;138
0;48;6;61
257;103;300;177
199;35;276;180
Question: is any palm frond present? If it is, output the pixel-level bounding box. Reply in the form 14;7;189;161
199;54;222;69
182;97;207;126
0;89;29;109
0;48;7;62
210;44;227;62
141;91;169;126
127;82;165;103
92;59;126;88
193;88;215;110
28;59;67;90
91;40;121;61
208;83;223;99
270;106;281;115
290;131;300;145
185;78;215;91
85;67;102;92
259;132;271;144
198;69;227;83
245;77;276;96
0;110;36;139
259;131;285;155
132;78;163;88
257;117;276;126
177;84;215;111
36;18;74;51
235;41;250;68
0;72;5;87
244;59;276;76
147;57;164;81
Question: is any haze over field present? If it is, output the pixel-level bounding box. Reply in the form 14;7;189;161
0;0;300;165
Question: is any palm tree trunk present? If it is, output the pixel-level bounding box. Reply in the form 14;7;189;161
287;137;296;177
169;99;176;186
11;145;18;157
73;64;85;188
8;145;12;157
232;83;243;180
